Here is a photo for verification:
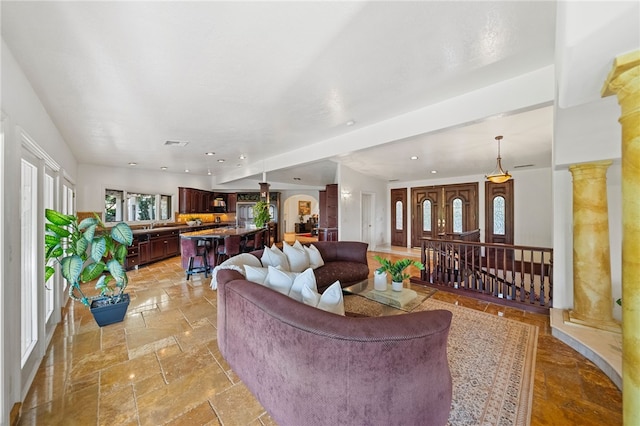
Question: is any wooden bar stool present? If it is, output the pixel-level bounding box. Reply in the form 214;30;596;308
217;234;242;264
186;238;211;280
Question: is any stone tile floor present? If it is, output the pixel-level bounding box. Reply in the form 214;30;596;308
18;252;621;425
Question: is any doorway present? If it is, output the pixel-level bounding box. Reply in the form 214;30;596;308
390;188;407;247
411;183;479;247
361;192;374;249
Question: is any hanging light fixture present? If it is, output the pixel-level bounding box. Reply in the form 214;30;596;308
485;135;512;183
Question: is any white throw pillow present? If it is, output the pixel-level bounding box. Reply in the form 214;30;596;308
261;245;290;271
265;265;295;296
304;244;325;269
283;241;310;273
302;280;345;316
210;253;262;290
288;268;317;302
244;265;270;285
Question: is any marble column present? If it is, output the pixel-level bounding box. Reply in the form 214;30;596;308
602;49;640;426
568;161;620;332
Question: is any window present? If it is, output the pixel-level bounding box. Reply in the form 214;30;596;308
105;189;172;222
395;200;403;230
452;198;463;233
493;196;506;235
21;158;38;365
422;200;432;232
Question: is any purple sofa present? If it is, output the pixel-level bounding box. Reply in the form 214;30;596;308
216;270;453;426
249;240;370;293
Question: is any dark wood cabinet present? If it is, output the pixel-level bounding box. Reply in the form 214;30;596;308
125;235;141;269
226;193;237;213
139;241;150;264
179;187;237;214
318;183;338;240
149;229;180;261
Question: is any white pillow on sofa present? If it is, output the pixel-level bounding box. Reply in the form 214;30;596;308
210;253;262;290
304;244;325;269
265;265;296;295
288;268;317;302
244;265;270;285
301;280;345;316
261;245;290;271
283;241;310;272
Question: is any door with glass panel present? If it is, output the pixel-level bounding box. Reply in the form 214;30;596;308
485;180;514;260
411;183;478;247
390;188;407;247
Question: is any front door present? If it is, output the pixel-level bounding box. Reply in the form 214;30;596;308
390;188;407;247
411;183;478;247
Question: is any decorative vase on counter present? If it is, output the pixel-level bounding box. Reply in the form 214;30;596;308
374;270;388;291
391;281;404;292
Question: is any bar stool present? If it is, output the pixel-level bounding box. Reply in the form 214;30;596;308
217;234;242;264
186;238;211;280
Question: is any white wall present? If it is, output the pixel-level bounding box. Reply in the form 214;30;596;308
76;164;211;216
337;164;387;246
1;39;79;424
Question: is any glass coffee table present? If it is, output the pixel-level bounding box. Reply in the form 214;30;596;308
342;278;428;312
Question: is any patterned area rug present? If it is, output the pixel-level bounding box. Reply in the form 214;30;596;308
343;295;537;426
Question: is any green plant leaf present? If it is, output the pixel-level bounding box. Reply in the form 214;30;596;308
90;237;106;263
45;208;73;226
94;275;109;295
45;244;63;259
60;255;83;285
107;259;126;284
45;234;60;247
82;223;97;243
78;217;98;230
45;265;55;282
114;244;128;263
111;222;133;246
74;237;88;257
81;261;106;282
45;223;70;237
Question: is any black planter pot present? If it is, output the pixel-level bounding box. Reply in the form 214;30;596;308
90;293;130;327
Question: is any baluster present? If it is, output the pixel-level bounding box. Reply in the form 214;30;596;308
529;250;535;304
519;249;526;302
539;251;546;307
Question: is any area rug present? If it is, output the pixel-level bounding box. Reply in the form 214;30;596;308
343;296;538;426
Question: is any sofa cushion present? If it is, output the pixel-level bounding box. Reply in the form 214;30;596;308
304;244;325;269
261;245;290;270
210;253;263;290
301;280;345;316
244;265;269;285
314;261;370;291
283;241;310;272
288;268;317;302
265;266;297;295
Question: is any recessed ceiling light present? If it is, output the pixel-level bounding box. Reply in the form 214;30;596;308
160;166;168;171
431;170;437;174
239;154;246;160
128;162;137;166
184;169;190;173
217;159;225;163
205;152;215;156
410;156;418;160
207;170;212;175
346;120;355;126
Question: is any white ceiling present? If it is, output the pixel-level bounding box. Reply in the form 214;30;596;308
1;1;557;188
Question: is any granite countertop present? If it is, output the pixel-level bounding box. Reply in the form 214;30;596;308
131;222;236;235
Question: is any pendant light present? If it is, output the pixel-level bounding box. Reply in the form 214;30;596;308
485;135;512;183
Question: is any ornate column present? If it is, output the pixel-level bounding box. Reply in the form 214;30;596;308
602;49;640;426
568;161;619;332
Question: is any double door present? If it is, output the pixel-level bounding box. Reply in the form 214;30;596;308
410;183;478;247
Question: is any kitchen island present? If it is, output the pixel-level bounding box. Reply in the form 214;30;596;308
179;227;262;272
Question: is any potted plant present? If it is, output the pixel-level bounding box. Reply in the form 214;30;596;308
44;208;134;326
373;255;424;292
253;200;271;228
